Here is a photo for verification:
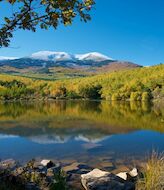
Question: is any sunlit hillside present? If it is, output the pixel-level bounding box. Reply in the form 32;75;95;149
0;64;163;101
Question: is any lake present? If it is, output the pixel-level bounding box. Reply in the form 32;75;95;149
0;100;164;168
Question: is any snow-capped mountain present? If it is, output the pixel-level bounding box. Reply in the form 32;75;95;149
0;51;141;75
75;52;112;61
30;51;113;62
0;51;115;68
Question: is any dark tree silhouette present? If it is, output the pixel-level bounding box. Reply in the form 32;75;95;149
0;0;95;47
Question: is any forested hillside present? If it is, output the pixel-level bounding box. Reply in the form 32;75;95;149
0;64;163;101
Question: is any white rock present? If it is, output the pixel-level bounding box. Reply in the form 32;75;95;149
81;168;138;190
81;168;110;179
116;172;128;180
129;168;138;177
81;169;110;190
40;160;52;167
116;168;138;181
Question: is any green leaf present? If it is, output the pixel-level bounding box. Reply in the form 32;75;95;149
4;17;10;24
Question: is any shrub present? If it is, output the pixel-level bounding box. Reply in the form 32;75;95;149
130;92;142;101
49;170;69;190
142;92;151;101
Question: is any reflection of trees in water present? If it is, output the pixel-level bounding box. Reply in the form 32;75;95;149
129;101;152;112
77;100;101;113
0;100;155;118
0;101;163;140
141;101;152;112
108;101;152;113
0;102;29;118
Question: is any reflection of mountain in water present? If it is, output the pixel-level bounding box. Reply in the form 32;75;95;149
29;134;69;144
0;100;163;144
0;134;18;139
28;134;110;144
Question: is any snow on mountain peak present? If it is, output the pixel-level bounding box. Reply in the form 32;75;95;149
31;51;75;61
30;51;112;62
0;51;113;62
0;56;18;60
75;52;113;61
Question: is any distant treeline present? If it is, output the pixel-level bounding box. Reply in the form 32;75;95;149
0;64;163;101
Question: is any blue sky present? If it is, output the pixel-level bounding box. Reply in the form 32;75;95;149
0;0;164;66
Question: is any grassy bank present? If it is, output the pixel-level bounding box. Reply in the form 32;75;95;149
137;153;164;190
0;64;163;101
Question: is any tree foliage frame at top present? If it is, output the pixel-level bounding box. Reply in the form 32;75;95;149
0;0;95;47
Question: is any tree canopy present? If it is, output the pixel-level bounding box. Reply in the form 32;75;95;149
0;64;163;101
0;0;95;47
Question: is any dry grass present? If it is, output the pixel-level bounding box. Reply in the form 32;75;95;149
136;152;164;190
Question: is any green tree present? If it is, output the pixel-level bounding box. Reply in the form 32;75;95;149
0;0;95;47
66;90;79;99
79;84;102;99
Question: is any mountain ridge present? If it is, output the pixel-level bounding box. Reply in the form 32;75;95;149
0;51;140;67
30;51;113;62
0;51;142;79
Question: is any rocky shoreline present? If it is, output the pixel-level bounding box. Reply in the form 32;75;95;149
0;158;141;190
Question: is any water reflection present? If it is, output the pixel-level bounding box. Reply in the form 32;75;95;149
0;100;163;162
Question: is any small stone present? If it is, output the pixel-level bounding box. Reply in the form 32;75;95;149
116;172;128;180
40;160;54;168
116;168;138;181
81;168;110;179
129;168;138;178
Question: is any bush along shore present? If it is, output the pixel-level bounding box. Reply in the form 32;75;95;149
0;154;164;190
0;64;163;101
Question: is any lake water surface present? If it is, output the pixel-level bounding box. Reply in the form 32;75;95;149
0;100;164;168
